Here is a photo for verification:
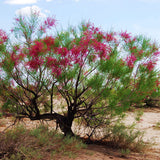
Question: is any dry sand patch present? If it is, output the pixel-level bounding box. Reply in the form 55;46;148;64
1;108;160;160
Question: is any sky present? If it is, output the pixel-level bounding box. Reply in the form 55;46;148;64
0;0;160;69
1;0;160;43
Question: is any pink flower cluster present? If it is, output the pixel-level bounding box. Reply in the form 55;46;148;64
39;17;56;33
44;17;56;29
155;79;160;87
27;57;44;70
154;51;160;56
29;40;44;57
120;31;131;39
27;40;46;70
45;56;68;76
126;54;137;68
46;57;57;68
43;36;55;50
9;17;159;78
10;51;26;66
92;39;111;59
0;29;8;44
57;47;68;57
106;32;117;42
143;60;156;72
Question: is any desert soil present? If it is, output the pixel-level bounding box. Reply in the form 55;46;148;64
0;108;160;160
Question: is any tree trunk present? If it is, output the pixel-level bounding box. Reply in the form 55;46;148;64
28;112;74;136
56;114;74;136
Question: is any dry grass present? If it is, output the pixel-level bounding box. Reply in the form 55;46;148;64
0;124;86;160
1;106;160;160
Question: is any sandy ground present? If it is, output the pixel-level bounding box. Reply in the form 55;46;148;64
125;108;160;150
0;108;160;160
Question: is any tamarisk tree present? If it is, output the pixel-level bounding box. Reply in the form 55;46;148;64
0;12;159;136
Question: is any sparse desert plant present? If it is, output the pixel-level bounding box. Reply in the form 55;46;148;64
104;122;147;152
0;124;86;160
0;112;3;118
153;121;160;130
135;109;144;122
120;148;131;157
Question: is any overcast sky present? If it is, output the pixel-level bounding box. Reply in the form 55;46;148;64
0;0;160;43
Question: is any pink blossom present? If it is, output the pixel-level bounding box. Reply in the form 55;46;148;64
132;46;137;50
153;51;160;56
27;58;44;70
60;58;70;67
83;21;92;29
126;54;137;68
52;67;62;77
29;41;44;57
132;37;137;41
11;52;19;66
57;47;68;57
91;26;99;34
139;50;143;55
74;58;83;66
71;46;81;56
18;53;26;60
46;57;57;67
79;37;90;48
40;25;46;33
106;33;115;42
0;29;8;44
44;17;56;29
15;18;20;22
83;30;93;39
96;31;105;40
144;60;156;72
120;31;131;39
10;29;14;33
155;79;160;87
43;36;55;51
92;39;111;59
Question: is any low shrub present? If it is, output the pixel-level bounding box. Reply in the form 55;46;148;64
104;122;147;152
0;125;86;160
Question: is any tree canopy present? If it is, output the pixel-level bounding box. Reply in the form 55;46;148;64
0;12;159;136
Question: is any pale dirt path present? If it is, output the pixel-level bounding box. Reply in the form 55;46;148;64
124;108;160;150
0;108;160;160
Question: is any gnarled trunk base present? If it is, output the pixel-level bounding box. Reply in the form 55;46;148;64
27;113;74;136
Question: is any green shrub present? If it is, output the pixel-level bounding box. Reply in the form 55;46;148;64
105;122;147;152
0;124;86;160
